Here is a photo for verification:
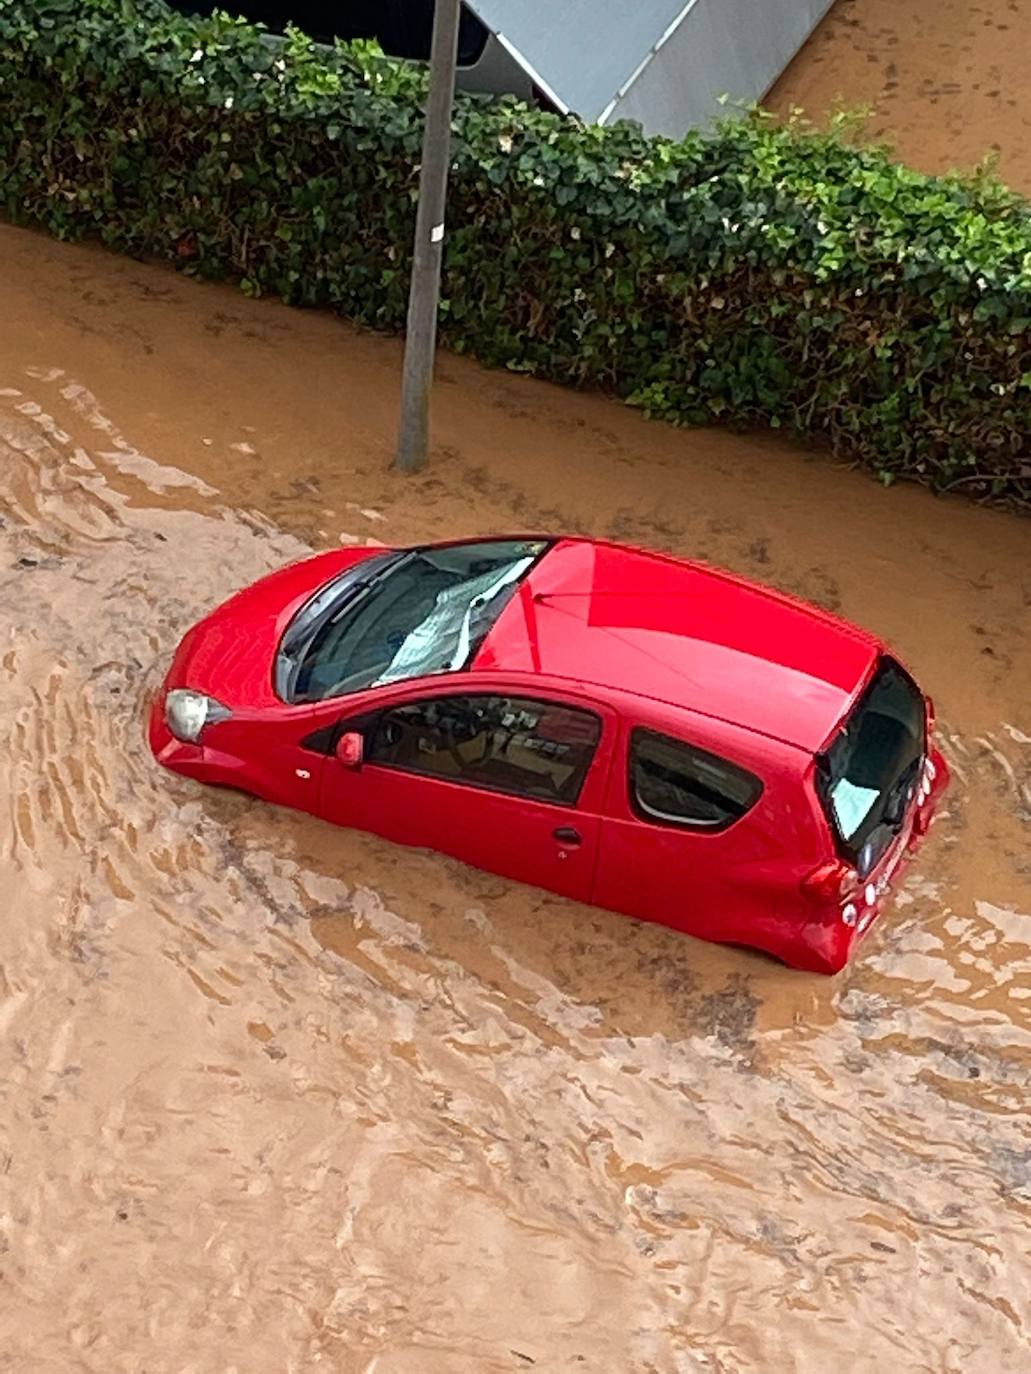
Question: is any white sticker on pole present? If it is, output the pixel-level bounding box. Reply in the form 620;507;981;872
430;223;445;243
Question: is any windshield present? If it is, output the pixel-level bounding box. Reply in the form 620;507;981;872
280;539;549;703
816;658;926;877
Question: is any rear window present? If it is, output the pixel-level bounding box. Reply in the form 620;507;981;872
630;729;763;830
816;657;926;876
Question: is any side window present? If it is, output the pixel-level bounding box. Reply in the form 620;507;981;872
630;729;762;830
368;695;601;805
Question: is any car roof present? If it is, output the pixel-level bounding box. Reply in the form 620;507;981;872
473;537;879;752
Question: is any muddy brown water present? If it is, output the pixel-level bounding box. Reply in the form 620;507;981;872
0;223;1029;1371
767;0;1031;193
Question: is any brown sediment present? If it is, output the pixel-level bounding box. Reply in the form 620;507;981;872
0;222;1028;1371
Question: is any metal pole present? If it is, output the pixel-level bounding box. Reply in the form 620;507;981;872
393;0;462;474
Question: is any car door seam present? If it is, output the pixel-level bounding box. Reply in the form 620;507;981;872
585;706;623;905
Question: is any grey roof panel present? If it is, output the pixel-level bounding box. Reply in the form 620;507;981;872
607;0;837;136
468;0;688;121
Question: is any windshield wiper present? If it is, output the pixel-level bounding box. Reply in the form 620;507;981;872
278;551;406;700
882;759;921;829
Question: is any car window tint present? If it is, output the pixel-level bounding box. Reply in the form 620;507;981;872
368;695;601;805
630;729;762;829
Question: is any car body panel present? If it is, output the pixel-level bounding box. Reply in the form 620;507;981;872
150;699;324;814
590;693;833;968
475;538;879;752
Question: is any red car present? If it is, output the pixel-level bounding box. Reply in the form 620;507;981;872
149;536;949;973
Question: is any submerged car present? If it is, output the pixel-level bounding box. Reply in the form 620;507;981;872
150;536;949;973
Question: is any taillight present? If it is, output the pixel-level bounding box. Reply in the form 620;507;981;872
802;860;859;905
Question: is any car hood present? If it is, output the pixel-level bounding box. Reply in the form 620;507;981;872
163;547;386;708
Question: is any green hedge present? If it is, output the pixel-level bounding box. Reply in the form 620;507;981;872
2;0;1030;507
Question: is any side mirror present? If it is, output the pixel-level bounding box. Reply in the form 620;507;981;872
335;731;364;769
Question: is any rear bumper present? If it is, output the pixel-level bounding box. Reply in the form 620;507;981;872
788;746;951;974
861;745;951;923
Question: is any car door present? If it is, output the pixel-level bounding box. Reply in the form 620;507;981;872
317;685;615;902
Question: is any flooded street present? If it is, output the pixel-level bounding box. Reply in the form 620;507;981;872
1;222;1029;1372
768;0;1031;192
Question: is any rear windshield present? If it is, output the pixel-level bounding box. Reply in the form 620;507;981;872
816;658;926;876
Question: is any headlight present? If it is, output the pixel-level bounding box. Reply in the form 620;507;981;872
165;688;231;743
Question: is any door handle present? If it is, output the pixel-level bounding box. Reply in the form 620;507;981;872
553;826;582;846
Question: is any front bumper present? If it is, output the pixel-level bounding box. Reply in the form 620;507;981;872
148;695;251;790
